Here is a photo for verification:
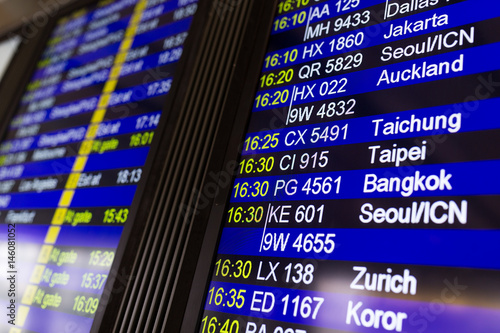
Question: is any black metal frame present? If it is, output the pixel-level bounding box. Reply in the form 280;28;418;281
0;22;52;145
179;0;279;331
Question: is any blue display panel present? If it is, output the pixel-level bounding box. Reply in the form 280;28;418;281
199;1;500;332
0;0;198;331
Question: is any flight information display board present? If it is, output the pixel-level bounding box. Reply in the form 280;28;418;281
0;0;197;331
199;0;500;332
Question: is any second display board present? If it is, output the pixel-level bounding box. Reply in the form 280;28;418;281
0;0;198;331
